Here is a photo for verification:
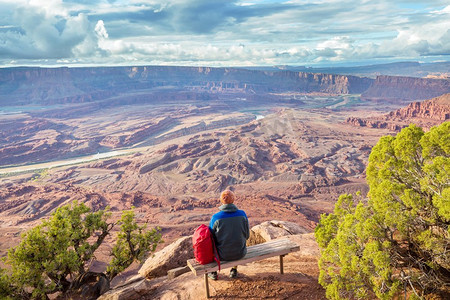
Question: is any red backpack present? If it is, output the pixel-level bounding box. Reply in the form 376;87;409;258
192;224;220;271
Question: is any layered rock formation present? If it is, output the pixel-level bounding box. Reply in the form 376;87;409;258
0;66;372;106
346;93;450;130
387;93;450;121
362;75;450;102
3;66;450;111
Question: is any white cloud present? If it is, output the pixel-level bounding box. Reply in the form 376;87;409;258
95;20;109;39
28;0;69;17
0;1;108;60
316;36;352;51
431;5;450;14
0;0;449;66
380;8;450;57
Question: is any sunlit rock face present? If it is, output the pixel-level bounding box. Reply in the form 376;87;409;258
346;93;450;131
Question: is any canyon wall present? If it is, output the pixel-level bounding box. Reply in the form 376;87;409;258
2;66;450;107
362;75;450;102
0;66;372;106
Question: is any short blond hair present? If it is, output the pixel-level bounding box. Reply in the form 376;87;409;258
220;190;235;204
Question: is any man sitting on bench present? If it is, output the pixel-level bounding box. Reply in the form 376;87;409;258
208;190;250;280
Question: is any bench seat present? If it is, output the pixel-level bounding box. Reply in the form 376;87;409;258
187;238;300;298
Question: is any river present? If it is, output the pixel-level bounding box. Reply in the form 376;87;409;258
0;150;126;175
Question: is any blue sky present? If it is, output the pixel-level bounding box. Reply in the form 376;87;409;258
0;0;449;67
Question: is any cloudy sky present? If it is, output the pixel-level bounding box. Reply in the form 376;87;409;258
0;0;449;67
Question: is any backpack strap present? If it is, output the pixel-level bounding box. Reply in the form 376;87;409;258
211;234;221;272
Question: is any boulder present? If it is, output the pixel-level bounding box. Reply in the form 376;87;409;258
247;220;310;246
138;236;193;279
97;275;156;300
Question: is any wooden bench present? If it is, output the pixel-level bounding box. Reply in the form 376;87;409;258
187;238;300;298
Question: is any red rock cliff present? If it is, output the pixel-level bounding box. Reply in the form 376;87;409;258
346;93;450;131
387;93;450;121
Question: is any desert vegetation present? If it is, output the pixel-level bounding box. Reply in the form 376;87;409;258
315;122;449;299
0;202;162;299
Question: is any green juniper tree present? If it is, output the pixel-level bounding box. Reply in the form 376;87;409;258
315;122;450;299
0;202;162;299
107;209;161;281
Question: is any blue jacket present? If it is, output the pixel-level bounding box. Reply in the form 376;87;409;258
209;203;250;261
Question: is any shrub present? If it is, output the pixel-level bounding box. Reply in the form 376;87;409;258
315;123;450;299
1;202;162;299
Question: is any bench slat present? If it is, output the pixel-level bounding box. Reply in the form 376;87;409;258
187;238;299;276
242;243;298;256
187;238;297;268
241;239;293;250
247;241;298;253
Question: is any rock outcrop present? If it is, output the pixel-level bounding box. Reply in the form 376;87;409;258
346;93;450;131
345;117;403;131
97;275;157;300
387;93;450;121
99;236;194;299
138;236;193;279
248;220;311;246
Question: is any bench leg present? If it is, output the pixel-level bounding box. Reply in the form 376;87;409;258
204;273;210;298
280;255;285;274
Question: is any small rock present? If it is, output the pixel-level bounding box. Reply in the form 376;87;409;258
97;276;153;300
167;266;191;279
